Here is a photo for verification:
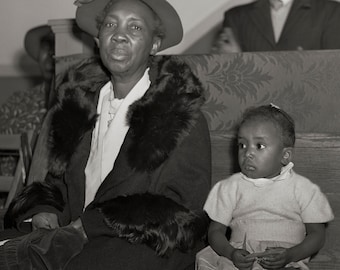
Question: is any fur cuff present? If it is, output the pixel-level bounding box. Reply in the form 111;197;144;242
4;182;65;229
95;193;209;257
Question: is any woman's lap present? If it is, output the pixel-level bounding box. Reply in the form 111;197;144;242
66;236;197;270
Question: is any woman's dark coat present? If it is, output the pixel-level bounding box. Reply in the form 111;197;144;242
5;55;212;269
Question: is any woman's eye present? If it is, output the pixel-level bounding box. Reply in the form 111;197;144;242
105;22;116;28
131;25;142;31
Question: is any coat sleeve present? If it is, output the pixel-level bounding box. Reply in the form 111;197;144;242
3;179;65;231
81;193;209;256
322;3;340;49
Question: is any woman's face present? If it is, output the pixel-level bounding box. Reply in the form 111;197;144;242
97;0;161;79
237;120;286;179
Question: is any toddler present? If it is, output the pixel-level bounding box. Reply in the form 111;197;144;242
196;104;334;270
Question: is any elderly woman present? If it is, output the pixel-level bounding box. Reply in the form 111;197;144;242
0;0;211;269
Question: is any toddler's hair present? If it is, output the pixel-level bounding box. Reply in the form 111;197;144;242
238;104;295;147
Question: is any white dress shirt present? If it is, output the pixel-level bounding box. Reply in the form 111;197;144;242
270;0;294;42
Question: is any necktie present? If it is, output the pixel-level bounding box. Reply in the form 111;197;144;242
270;0;284;10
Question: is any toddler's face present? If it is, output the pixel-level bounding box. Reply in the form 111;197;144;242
238;120;286;179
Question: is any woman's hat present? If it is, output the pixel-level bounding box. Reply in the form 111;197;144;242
24;25;54;61
75;0;183;51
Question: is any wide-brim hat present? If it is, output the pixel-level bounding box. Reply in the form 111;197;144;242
24;25;53;61
75;0;183;51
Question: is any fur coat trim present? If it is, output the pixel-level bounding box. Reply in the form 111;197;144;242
95;192;209;256
4;182;65;229
48;55;205;176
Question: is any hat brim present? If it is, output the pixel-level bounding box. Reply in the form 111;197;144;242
75;0;183;51
24;25;53;61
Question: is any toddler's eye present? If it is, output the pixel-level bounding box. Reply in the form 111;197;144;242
238;143;246;149
256;143;265;150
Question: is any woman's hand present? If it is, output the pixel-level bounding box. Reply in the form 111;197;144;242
32;212;59;230
232;249;255;270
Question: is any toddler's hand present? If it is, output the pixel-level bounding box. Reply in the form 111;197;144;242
257;247;289;269
231;248;255;270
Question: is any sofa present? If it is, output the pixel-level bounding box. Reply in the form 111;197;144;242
0;49;336;268
182;50;340;270
53;49;340;269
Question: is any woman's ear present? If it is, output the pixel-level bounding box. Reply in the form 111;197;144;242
150;38;161;55
94;37;99;47
281;147;293;165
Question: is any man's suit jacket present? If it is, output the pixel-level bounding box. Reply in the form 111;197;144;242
222;0;340;51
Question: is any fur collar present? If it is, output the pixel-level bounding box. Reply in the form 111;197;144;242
48;55;205;176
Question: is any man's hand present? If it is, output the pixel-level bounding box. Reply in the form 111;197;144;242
74;0;94;7
32;212;59;230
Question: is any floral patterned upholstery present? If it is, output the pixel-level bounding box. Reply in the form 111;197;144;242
2;50;339;266
54;50;340;269
56;50;340;133
0;85;46;135
180;50;340;133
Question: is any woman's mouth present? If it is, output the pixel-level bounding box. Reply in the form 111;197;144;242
109;48;128;60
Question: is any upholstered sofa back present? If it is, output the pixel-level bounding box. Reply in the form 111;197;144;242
57;50;340;133
181;50;340;270
56;50;340;269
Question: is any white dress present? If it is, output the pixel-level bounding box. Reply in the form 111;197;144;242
196;163;334;270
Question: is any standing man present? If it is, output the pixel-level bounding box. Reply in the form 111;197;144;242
212;0;340;53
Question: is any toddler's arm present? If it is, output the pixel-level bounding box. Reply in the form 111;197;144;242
208;220;254;269
259;223;326;269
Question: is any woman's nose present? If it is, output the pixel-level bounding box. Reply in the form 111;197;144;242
111;30;127;43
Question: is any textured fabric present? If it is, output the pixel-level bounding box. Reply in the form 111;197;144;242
0;226;87;270
178;51;340;133
66;235;203;270
0;84;47;135
53;52;340;134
